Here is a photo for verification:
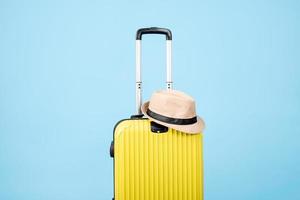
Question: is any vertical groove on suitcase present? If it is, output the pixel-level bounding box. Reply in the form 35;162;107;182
114;119;203;200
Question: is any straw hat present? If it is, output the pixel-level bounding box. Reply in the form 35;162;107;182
141;90;205;134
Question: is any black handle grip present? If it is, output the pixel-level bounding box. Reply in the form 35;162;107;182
136;27;172;40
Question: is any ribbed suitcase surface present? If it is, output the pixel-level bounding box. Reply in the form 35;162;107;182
113;119;203;200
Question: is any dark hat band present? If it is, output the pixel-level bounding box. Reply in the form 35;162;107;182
146;109;197;125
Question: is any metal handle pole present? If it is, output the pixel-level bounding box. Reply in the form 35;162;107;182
135;27;173;115
135;40;142;115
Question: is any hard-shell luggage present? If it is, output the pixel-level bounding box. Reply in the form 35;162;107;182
110;27;204;200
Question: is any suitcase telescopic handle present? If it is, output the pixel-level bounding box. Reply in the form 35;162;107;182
136;27;172;40
135;27;173;115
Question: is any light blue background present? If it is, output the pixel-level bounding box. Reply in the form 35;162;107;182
1;0;299;199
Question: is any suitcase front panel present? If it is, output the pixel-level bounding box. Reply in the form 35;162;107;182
114;119;203;200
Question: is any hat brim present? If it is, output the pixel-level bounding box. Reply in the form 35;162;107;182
141;101;205;134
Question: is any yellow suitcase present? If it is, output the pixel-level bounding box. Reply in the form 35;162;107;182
110;28;204;200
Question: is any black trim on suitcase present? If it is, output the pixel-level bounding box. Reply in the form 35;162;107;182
150;121;168;133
